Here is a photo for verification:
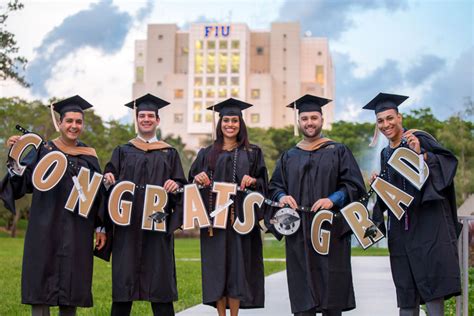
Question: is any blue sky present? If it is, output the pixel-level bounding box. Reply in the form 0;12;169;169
1;0;472;121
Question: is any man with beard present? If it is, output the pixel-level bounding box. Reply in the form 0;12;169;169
268;95;366;316
364;93;461;316
1;95;106;316
102;94;187;316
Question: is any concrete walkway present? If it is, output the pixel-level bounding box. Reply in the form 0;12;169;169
177;256;426;315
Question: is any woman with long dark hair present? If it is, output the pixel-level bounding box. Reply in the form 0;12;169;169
189;98;268;316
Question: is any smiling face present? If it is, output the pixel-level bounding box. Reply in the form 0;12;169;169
59;111;84;143
221;115;240;140
298;111;324;139
137;110;160;137
376;109;403;141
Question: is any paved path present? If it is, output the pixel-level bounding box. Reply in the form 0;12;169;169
177;256;426;315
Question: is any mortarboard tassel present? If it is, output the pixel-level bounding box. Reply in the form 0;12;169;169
133;100;138;134
50;103;60;132
211;106;216;141
369;124;379;147
293;101;299;137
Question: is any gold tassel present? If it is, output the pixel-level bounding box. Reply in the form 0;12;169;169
50;103;60;132
133;100;138;134
369;124;379;147
211;106;216;141
208;226;214;237
293;101;299;137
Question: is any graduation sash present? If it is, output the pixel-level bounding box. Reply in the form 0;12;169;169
128;137;172;151
53;138;97;157
296;137;333;151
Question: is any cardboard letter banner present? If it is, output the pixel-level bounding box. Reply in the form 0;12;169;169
8;133;43;176
108;181;135;226
183;184;210;230
341;202;384;249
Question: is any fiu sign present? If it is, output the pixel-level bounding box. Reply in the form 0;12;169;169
204;25;230;38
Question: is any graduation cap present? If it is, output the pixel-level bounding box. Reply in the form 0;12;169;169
148;211;168;223
50;95;93;132
206;98;253;139
362;93;409;147
362;93;408;114
124;93;170;133
273;212;300;227
286;94;332;136
207;98;252;117
363;224;379;239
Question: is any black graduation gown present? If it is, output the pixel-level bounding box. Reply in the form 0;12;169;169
373;131;461;308
268;142;366;314
104;142;186;303
188;144;267;309
0;141;103;307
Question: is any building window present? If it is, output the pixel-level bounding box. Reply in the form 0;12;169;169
218;77;227;86
195;40;203;50
181;47;189;55
158;34;163;40
218;88;227;98
193;113;202;123
256;47;264;55
206;88;215;98
231;77;239;86
157;81;162;86
135;66;144;83
219;40;228;49
231;88;239;97
138;52;143;58
283;66;286;71
194;77;203;86
157;57;162;63
251;113;260;123
207;52;215;73
251;89;260;99
219;52;228;73
174;89;184;99
283;34;287;38
318;51;322;56
231;40;240;49
283;48;286;52
315;65;324;85
194;89;203;98
174;113;183;123
205;112;213;122
193;101;202;111
207;40;216;50
206;77;215;86
231;53;240;73
195;53;203;73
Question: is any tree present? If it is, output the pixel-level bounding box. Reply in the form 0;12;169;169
0;0;28;86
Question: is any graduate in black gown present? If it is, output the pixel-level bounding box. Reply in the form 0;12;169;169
188;98;268;316
364;93;461;316
102;94;186;316
0;96;107;316
268;95;366;316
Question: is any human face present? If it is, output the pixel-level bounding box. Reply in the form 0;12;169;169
298;111;323;139
376;109;403;141
221;115;240;140
137;110;159;137
59;111;84;143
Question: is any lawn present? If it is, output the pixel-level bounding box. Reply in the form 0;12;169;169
0;236;284;315
0;234;393;315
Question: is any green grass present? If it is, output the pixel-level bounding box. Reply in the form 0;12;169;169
0;237;286;315
0;234;423;316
